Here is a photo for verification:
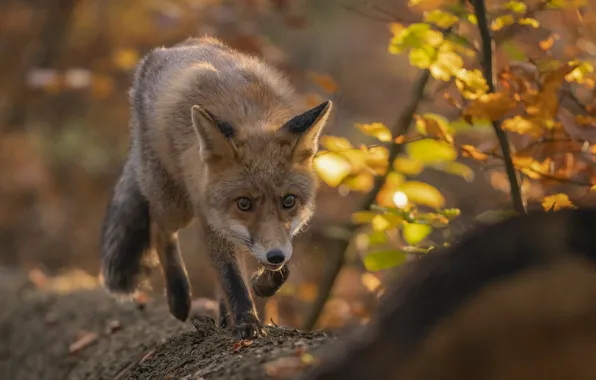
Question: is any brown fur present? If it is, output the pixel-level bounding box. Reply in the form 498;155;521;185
100;36;332;339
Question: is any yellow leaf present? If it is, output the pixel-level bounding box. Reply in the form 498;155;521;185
503;1;527;13
461;144;489;161
407;139;457;163
491;15;515;31
351;211;378;224
541;193;575;211
393;156;424;175
356;122;392;142
342;172;375;192
430;45;463;81
361;272;382;294
363;146;390;175
313;153;352;187
389;23;443;55
519;17;540;28
372;214;404;232
113;48;139;70
430;161;475;181
320;136;353;152
463;92;516;121
501;116;543;137
467;14;478;24
398;181;446;209
402;223;432;245
566;61;594;85
415;113;453;142
455;69;489;100
423;10;459;29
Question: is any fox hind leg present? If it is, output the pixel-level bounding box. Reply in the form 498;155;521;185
152;223;192;321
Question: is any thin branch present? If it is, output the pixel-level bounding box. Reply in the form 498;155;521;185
470;0;526;215
302;69;431;331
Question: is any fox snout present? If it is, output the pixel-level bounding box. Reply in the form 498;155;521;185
251;240;293;270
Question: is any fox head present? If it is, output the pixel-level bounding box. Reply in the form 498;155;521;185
190;100;332;269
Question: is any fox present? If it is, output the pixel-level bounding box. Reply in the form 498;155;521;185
299;207;596;380
99;36;332;340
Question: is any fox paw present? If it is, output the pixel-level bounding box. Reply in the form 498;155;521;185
233;313;266;340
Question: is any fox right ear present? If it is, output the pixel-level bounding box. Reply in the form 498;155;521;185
191;105;237;162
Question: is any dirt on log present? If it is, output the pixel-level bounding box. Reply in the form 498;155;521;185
0;268;335;380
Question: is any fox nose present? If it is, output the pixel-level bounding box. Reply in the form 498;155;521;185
266;250;285;264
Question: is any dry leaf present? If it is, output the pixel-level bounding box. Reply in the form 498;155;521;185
69;331;99;354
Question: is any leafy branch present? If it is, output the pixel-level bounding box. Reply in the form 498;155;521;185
470;0;526;214
303;69;431;331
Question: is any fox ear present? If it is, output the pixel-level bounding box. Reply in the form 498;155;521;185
278;100;332;164
191;105;237;162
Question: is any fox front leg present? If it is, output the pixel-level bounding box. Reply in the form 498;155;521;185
251;265;290;298
208;229;266;340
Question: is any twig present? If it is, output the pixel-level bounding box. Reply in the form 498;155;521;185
302;69;431;331
470;0;526;215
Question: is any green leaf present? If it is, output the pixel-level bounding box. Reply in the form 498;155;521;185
402;223;432;245
407;139;457;163
364;250;407;272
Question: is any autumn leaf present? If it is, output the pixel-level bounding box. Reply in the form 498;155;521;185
430;161;475;182
407;139;457;163
320;136;353;152
423;9;459;29
541;193;575;211
389;23;443;55
356;123;392;142
461;144;489;161
313;153;352;187
501;116;543;137
307;72;338;94
429;44;463;81
566;60;595;87
393;156;425;175
398;181;446;209
351;211;378;224
402;223;432;245
502;1;527;13
455;69;489;100
364;250;407;272
377;172;406;207
463;93;516;121
341;172;375;192
491;15;514;31
371;214;404;232
415;113;453;142
519;18;540;28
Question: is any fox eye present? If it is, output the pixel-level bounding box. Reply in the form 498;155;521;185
237;197;252;211
282;194;296;209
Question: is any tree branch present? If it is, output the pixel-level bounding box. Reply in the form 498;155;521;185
303;69;431;331
470;0;526;215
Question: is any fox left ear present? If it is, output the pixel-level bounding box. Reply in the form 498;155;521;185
278;100;333;164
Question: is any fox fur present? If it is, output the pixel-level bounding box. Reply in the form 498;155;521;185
299;207;596;380
100;36;332;339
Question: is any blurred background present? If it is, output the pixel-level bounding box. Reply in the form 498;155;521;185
1;0;595;330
